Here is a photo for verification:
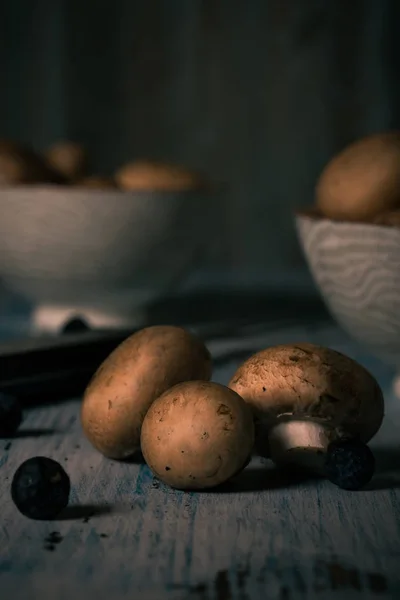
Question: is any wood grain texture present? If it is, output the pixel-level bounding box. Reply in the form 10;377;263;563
1;321;400;600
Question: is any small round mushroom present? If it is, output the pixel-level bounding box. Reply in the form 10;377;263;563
141;380;255;490
316;132;400;222
45;141;87;182
228;343;384;490
81;325;212;460
114;159;205;192
0;144;65;186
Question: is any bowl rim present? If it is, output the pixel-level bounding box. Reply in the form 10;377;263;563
294;206;400;232
0;181;227;197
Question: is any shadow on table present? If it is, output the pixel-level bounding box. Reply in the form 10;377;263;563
208;445;400;493
121;451;146;464
367;446;400;490
199;465;320;494
57;503;114;521
4;428;62;438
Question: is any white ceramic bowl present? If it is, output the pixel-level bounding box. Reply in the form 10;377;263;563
0;185;214;331
295;209;400;393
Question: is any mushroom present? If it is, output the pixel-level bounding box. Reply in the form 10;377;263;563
140;380;254;490
81;325;212;460
316;132;400;222
114;159;206;192
0;144;66;186
45;141;87;182
228;343;384;490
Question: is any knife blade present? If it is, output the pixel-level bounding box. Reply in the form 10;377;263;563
0;328;134;403
0;310;325;405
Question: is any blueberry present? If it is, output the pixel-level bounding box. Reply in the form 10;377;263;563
0;393;23;437
61;316;90;334
324;438;375;490
11;457;70;519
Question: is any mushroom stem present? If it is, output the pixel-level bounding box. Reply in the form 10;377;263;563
267;419;376;490
268;420;329;476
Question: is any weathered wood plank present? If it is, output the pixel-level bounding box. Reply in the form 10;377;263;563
1;321;399;599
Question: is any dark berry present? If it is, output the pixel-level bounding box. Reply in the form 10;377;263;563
61;316;90;334
0;393;23;437
11;457;70;519
324;438;375;490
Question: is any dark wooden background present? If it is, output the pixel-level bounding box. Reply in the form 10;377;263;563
1;0;399;271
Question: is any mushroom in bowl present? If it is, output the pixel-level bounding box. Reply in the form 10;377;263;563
0;157;217;332
295;131;400;395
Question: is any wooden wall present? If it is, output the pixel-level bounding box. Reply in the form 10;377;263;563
1;0;398;272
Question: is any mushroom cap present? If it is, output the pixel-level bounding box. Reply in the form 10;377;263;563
45;141;87;181
0;145;65;185
316;131;400;221
81;325;212;459
228;343;384;444
141;380;254;489
114;159;205;192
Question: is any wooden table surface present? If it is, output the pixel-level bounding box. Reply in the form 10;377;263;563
1;300;400;600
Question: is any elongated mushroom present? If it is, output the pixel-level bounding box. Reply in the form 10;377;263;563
228;343;384;490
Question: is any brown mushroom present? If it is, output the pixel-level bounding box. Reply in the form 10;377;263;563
0;144;66;186
81;325;212;460
45;141;87;182
228;343;384;490
141;380;255;490
114;159;206;192
316;132;400;222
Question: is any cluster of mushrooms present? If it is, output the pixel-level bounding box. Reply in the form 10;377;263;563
314;131;400;226
81;325;384;491
0;139;207;192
